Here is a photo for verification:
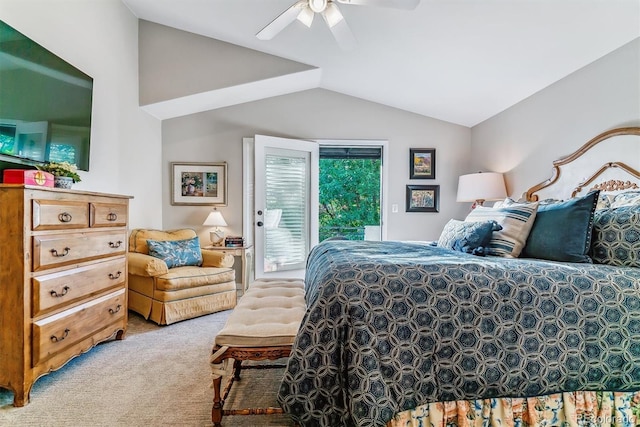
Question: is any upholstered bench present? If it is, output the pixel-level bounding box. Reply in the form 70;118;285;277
210;278;305;427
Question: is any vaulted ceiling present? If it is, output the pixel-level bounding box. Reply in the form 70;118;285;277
122;0;640;127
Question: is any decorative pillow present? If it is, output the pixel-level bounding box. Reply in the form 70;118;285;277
610;190;640;208
437;219;503;256
596;192;615;210
590;205;640;267
129;228;196;255
146;236;203;269
464;201;539;258
521;190;600;263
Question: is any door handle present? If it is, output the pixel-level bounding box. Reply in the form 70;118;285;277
257;221;264;227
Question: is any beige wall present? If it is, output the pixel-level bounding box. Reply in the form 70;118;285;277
471;38;640;200
0;0;162;229
138;20;316;106
161;89;471;242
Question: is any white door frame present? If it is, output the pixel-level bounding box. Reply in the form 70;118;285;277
245;135;318;280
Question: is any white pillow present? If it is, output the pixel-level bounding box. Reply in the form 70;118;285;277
465;201;539;258
595;192;615;210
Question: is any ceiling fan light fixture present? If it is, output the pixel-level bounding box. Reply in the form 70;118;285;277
297;7;315;27
308;0;328;13
258;0;420;47
323;2;344;27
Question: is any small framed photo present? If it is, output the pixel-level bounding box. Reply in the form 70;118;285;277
406;185;439;212
410;148;436;179
171;162;227;206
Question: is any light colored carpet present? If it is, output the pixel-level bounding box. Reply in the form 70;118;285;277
0;311;296;427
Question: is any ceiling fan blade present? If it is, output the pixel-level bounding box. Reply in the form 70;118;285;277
336;0;420;10
256;0;307;40
322;5;357;51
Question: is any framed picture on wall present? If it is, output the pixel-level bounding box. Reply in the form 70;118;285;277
406;185;439;212
410;148;436;179
171;162;227;206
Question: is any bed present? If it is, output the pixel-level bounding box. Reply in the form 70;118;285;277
277;127;640;427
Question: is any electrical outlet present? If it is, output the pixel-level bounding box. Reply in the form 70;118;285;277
392;204;398;213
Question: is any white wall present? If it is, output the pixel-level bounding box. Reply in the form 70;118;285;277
162;89;471;242
0;0;162;229
471;38;640;200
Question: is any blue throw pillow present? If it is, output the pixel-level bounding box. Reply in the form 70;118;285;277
590;205;640;267
147;236;203;268
522;190;599;263
437;219;502;256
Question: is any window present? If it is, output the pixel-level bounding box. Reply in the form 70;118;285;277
319;145;382;241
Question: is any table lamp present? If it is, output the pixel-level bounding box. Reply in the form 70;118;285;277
203;208;227;246
457;171;507;209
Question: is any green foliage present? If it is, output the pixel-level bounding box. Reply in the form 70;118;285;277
319;158;380;240
36;161;81;182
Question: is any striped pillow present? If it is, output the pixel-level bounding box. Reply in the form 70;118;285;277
464;201;539;257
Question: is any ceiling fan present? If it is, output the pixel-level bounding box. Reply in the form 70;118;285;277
256;0;420;50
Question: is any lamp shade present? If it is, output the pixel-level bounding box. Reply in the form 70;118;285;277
457;172;507;204
202;210;227;227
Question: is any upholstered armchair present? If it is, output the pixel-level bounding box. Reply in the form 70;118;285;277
127;229;237;325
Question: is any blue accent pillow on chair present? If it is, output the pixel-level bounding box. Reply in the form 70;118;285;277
437;219;502;256
522;190;599;263
147;236;203;268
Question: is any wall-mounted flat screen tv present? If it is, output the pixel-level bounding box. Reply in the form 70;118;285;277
0;20;92;171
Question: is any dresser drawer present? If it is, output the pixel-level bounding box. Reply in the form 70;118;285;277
90;202;128;228
32;257;126;317
32;199;90;230
32;289;126;366
32;231;127;271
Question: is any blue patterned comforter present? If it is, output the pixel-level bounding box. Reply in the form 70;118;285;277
277;240;640;427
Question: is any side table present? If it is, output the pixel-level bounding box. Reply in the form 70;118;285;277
203;245;254;292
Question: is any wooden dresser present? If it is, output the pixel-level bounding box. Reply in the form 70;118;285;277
0;185;132;406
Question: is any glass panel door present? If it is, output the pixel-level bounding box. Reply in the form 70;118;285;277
254;135;318;279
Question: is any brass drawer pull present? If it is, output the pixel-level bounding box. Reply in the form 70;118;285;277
109;305;122;315
107;213;118;221
50;286;70;297
109;271;122;280
108;240;122;249
58;212;73;223
50;329;70;343
50;247;70;257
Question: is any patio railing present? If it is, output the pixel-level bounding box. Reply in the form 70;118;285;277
320;225;381;241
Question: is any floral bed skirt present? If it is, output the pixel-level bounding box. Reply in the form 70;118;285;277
388;391;640;427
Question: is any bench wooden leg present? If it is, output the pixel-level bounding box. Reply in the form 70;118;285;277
233;359;242;380
212;374;223;427
211;345;294;426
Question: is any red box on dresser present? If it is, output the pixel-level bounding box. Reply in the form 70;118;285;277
3;169;54;187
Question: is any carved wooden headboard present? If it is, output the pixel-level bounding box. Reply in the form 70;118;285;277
525;127;640;202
